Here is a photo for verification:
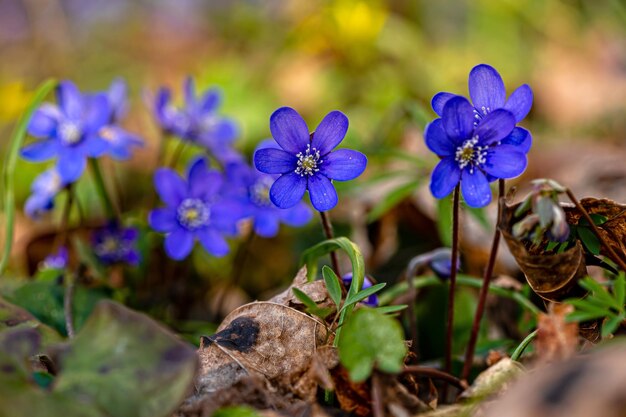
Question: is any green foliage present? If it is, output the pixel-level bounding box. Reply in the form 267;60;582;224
213;406;263;417
566;274;625;337
291;287;334;320
338;308;407;382
437;197;453;247
322;265;342;309
367;178;421;222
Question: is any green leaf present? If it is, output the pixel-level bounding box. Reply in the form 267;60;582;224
375;305;408;314
579;278;620;310
436;196;453;247
577;227;601;255
213;406;263;417
322;265;343;308
614;273;625;311
338;308;407;382
602;314;624;337
292;287;334;319
567;311;609;322
0;79;57;275
343;283;387;310
367;179;420;222
73;237;107;280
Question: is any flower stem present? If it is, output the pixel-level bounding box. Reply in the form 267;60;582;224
443;184;460;399
64;270;76;338
89;158;118;220
461;179;505;381
510;329;538;361
371;372;385;417
402;366;469;391
319;211;341;278
565;189;626;271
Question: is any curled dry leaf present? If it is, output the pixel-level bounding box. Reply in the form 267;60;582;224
535;303;579;363
460;358;525;401
269;266;334;312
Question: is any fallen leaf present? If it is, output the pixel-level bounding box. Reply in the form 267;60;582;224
535;303;579;363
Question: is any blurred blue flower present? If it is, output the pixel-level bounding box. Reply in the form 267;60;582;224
425;96;527;207
106;77;128;123
431;64;534;153
148;157;242;260
24;168;66;218
254;107;367;212
42;246;68;270
407;248;459;281
92;221;140;266
342;273;379;307
21;81;110;182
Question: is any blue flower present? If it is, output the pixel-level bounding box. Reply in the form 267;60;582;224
431;64;533;153
106;77;128;123
42;246;68;270
21;81;110;182
148;157;242;260
425;96;527;207
153;77;239;161
342;273;379;307
225;141;312;238
24;168;66;218
254;107;367;212
92;221;140;266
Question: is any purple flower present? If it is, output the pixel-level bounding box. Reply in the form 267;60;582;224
148;157;242;260
225;143;312;238
425;96;527;207
153;77;239;162
106;77;128;123
407;248;459;281
92;222;140;266
24;168;66;218
21;81;110;182
254;107;367;212
42;246;68;270
432;64;534;153
342;273;379;307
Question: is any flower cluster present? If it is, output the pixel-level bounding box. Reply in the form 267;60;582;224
425;64;533;207
92;221;141;266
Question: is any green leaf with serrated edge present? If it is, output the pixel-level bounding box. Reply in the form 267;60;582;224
338;308;407;382
577;227;601;255
602;314;625;337
322;266;342;308
0;79;57;275
375;305;408;314
437;196;453;247
343;283;386;310
367;179;420;222
614;273;625;311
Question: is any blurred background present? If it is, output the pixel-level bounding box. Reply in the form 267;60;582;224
1;0;625;356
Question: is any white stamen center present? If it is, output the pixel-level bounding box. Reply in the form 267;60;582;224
177;198;210;230
249;177;273;207
295;144;322;177
455;136;488;174
59;121;82;145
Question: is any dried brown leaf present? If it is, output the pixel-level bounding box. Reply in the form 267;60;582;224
535;303;579;363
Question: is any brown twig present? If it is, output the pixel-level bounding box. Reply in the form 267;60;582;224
371;372;385;417
403;365;469;391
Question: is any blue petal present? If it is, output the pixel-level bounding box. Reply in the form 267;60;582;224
28;104;60;138
84;94;111;133
165;229;194;260
200;88;222;113
307;174;338;212
149;208;177;232
198;228;229;257
154;88;174;128
20;140;58;162
154;168;186;207
269;172;307;209
81;135;109;158
183;77;196;107
280;202;313;226
254;138;281;153
442;97;475;143
430;157;461;199
254;148;297;174
424;118;456;156
460;168;491;208
431;92;456;116
501;127;532;153
468;64;506;113
319;149;367;181
311;110;349;155
57;150;86;182
107;78;127;121
25;194;53;218
57;81;83;120
474;109;515;145
209;118;238;143
504;84;533;123
269;107;310;154
254;212;280;238
483;145;527;179
190;170;222;200
211;200;246;234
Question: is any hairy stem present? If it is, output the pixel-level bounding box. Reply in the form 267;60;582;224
89;158;119;220
371;372;385;417
319;211;342;278
444;184;461;396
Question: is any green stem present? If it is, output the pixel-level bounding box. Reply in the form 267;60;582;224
89;158;117;220
511;329;538;361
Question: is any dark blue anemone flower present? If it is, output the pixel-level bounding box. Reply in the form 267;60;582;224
342;273;379;307
431;64;533;153
42;246;68;270
254;107;367;212
24;168;66;218
225;141;312;238
148;157;242;260
92;222;140;266
21;81;110;182
425;96;527;208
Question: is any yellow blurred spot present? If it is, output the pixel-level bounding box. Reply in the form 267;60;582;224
331;0;387;44
0;81;32;122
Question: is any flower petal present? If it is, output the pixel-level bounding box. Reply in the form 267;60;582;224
319;149;367;181
254;148;297;174
20;140;58;162
84;94;110;133
183;77;196;107
57;81;83;120
208;118;238;143
200;88;222;113
424;118;456;156
307;174;338;212
460;169;491;208
149;208;177;232
269;107;310;154
269;172;307;209
468;64;506;112
25;194;53;218
280;202;313;226
504;84;533;123
28;104;60;138
57;150;86;182
474;109;515;145
81;135;109;157
254;212;280;238
442;96;475;143
198;228;229;257
483;145;527;179
211;200;245;234
431;92;456;116
165;229;194;260
107;77;127;121
311;110;349;155
154;168;186;207
429;157;461;199
501;127;532;153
